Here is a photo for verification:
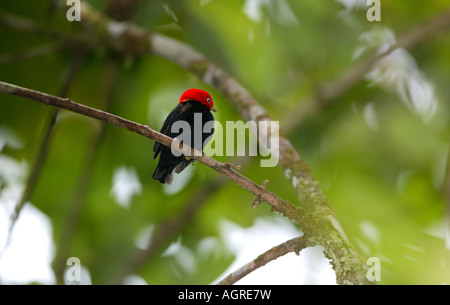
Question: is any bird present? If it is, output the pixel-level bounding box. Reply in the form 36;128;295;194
152;89;216;184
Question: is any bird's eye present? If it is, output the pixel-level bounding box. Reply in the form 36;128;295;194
206;98;211;104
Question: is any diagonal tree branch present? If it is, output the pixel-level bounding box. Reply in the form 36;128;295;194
0;80;309;284
0;80;300;223
283;9;450;133
216;236;308;285
211;11;450;284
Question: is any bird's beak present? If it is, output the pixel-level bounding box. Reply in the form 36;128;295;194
211;107;217;112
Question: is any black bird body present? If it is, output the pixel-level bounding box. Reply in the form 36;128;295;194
153;98;215;184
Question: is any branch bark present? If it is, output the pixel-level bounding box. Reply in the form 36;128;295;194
216;236;308;285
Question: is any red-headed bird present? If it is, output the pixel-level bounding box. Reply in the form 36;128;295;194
153;89;216;184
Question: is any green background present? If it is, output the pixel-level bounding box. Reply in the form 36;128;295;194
0;0;449;284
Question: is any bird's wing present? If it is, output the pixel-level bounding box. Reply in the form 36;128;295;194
153;102;192;159
201;110;215;149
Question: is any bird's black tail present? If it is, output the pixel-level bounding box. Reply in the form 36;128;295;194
152;165;174;185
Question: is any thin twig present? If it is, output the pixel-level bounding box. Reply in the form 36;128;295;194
216;236;308;285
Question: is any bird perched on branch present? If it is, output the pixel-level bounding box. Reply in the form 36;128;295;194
153;89;216;184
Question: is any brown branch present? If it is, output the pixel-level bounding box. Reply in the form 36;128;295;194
283;9;450;133
396;10;450;50
0;80;299;222
216;236;308;285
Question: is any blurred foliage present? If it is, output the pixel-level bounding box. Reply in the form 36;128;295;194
0;0;449;284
